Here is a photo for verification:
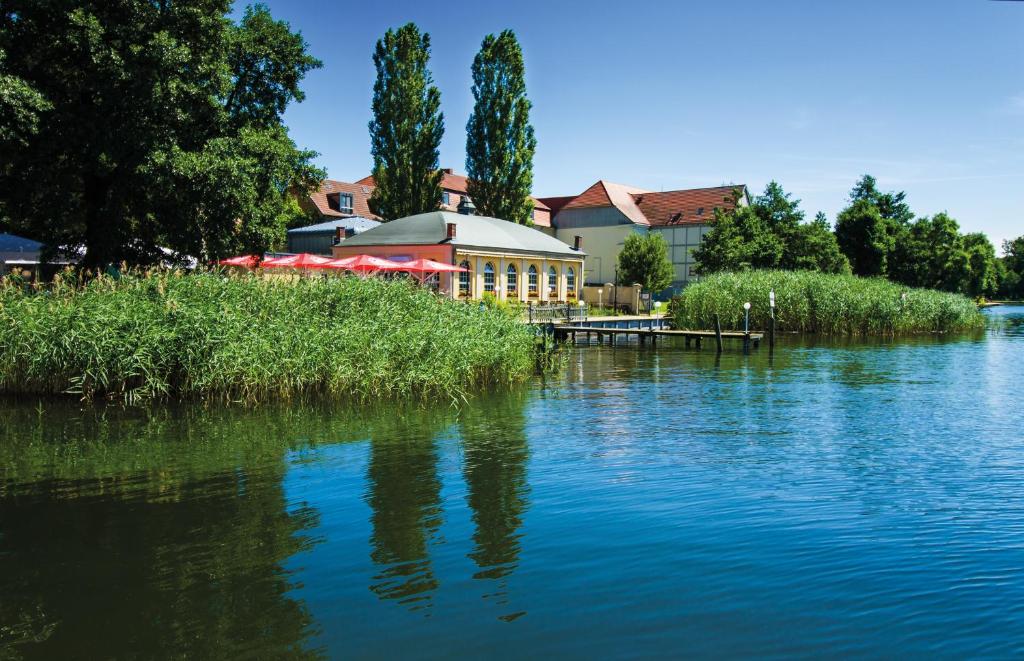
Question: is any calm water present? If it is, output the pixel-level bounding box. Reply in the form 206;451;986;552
2;308;1023;659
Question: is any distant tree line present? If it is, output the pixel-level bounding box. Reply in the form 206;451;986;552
696;175;1022;299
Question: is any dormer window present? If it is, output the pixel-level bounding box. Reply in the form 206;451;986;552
696;207;704;216
338;193;353;214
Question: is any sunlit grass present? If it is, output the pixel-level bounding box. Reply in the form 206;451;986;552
0;270;537;402
671;270;985;335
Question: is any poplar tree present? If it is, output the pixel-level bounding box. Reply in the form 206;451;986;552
367;23;444;221
465;30;536;225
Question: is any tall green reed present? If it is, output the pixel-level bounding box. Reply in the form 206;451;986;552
671;270;985;335
0;270;537;402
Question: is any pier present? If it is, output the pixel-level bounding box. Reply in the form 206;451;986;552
530;313;769;352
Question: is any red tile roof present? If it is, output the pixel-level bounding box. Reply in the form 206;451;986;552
536;196;576;215
562;180;651;225
356;169;550;211
306;180;379;220
632;186;745;226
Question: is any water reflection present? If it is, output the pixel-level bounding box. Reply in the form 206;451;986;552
0;404;325;659
365;416;444;609
460;393;530;617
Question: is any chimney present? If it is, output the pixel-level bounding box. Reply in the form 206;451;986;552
446;222;457;239
442;168;454;175
335;227;344;245
573;235;583;251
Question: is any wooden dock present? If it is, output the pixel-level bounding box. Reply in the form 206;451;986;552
554;325;763;350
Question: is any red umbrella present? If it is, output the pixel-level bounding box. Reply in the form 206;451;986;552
218;255;260;268
402;258;468;273
261;253;334;269
326;254;406;273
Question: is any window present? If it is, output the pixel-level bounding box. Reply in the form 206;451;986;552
506;263;518;294
548;266;558;295
484;262;495;292
527;264;538;296
566;267;576;297
339;193;353;214
459;260;471;296
442;191;451;206
531;209;535;221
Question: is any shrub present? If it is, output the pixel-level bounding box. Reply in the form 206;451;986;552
0;270;537;402
670;270;984;335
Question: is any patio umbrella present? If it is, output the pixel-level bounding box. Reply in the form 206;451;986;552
218;255;261;268
402;258;468;274
326;254;406;273
261;253;334;269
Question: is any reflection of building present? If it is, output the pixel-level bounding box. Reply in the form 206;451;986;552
332;211;586;303
540;182;748;293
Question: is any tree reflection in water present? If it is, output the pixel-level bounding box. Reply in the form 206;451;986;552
365;415;444;611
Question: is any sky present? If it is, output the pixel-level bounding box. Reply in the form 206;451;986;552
255;0;1023;250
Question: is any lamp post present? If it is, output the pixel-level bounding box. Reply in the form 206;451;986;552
743;301;751;333
769;289;776;318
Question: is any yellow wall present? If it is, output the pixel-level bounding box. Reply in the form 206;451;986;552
555;225;643;285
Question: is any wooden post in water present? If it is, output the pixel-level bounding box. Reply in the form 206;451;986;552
769;315;776;353
714;314;723;354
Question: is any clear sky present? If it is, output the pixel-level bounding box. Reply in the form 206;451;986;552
257;0;1023;249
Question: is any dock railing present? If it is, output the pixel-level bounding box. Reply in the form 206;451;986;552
528;302;588;324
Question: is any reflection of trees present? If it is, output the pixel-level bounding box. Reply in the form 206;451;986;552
365;416;444;610
459;393;530;607
0;403;323;661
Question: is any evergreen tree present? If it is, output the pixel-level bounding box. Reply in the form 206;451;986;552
752;181;803;268
835;199;895;277
465;30;536;225
367;23;444;221
0;2;323;266
617;232;674;293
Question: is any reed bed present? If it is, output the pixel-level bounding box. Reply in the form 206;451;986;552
0;270;537;402
671;270;985;335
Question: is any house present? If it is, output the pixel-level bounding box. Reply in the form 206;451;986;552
286;217;380;255
540;181;747;293
332;210;585;302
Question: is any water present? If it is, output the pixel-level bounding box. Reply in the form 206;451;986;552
1;308;1023;659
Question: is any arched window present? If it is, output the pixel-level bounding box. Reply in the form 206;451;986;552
527;264;538;296
458;260;471;296
566;266;576;298
548;266;558;295
484;262;495;293
506;263;518;294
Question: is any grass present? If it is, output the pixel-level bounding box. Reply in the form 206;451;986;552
0;270;538;403
671;270;985;335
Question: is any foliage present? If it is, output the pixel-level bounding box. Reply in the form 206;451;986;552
465;30;537;225
0;2;324;266
367;23;444;221
999;235;1024;299
617;232;674;292
695;183;846;275
834;198;898;277
670;270;984;336
0;270;537;402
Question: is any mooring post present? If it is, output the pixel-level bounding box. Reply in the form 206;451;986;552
769;315;776;353
743;332;750;354
714;314;724;354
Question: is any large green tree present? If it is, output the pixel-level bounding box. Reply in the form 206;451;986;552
367;23;444;221
0;2;323;266
693;204;784;273
617;232;674;292
465;30;536;225
835;175;912;277
999;236;1024;299
790;212;851;274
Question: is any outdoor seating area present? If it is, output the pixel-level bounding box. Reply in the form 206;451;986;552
218;253;467;284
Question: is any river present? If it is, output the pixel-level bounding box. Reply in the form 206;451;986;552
1;307;1022;658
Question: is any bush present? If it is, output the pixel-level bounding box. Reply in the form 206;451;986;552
0;270;537;402
670;270;984;335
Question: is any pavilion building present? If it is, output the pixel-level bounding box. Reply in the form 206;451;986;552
332;211;585;302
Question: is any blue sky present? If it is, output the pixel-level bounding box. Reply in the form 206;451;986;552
257;0;1023;249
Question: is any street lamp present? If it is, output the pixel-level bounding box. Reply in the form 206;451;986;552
743;301;751;333
769;289;776;317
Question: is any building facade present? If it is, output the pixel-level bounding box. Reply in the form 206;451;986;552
331;211;585;302
541;182;747;294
